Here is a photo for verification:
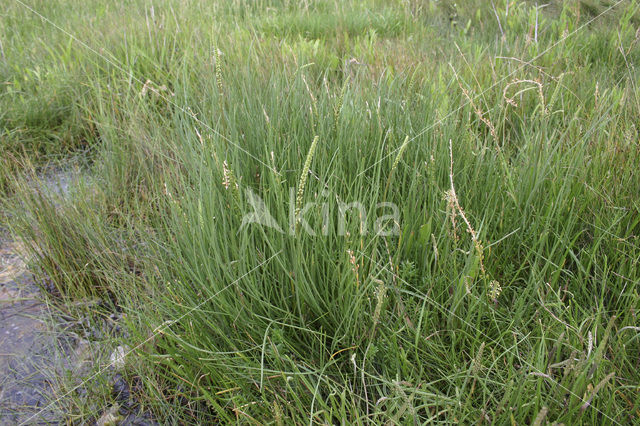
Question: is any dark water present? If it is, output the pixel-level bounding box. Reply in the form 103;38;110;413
0;170;84;423
0;241;71;424
0;171;155;425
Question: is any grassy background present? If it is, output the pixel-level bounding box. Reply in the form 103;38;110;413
2;0;640;423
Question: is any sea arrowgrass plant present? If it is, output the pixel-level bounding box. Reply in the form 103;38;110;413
1;0;639;423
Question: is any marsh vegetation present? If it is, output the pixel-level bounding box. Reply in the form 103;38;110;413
1;0;639;423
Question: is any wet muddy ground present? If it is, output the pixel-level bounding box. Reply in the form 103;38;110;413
0;239;72;424
0;171;155;424
0;169;89;423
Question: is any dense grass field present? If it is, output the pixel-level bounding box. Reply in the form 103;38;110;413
1;0;640;423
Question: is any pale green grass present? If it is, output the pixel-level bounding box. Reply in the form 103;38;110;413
2;0;640;423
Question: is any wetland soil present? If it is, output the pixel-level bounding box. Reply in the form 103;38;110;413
0;240;75;424
0;170;155;424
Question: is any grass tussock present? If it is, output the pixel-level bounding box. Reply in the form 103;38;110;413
1;0;640;423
